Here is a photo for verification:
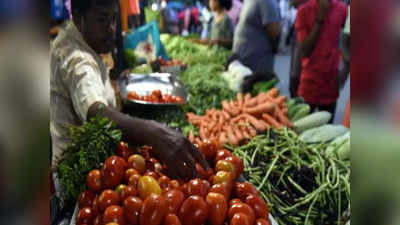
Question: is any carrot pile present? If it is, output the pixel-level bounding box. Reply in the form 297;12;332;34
186;88;293;146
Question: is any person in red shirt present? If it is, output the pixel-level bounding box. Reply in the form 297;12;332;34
295;0;347;121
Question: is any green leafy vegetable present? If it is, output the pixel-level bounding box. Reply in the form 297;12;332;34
57;116;122;206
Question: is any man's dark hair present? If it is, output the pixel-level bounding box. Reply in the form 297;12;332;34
218;0;232;10
71;0;118;15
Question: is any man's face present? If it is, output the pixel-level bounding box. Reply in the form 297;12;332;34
83;3;118;54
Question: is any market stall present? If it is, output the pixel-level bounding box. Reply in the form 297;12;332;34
56;33;350;225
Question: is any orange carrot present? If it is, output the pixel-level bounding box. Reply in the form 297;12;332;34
188;131;195;142
231;114;245;123
259;120;271;130
219;132;228;146
245;97;258;107
274;107;293;127
274;96;287;107
266;88;279;98
222;111;231;120
244;93;252;105
237;93;244;109
240;127;251;139
282;107;288;117
244;102;275;115
262;113;282;129
247;126;257;137
232;125;244;142
227;126;238;146
222;101;232;113
242;113;266;131
229;101;235;109
199;127;207;140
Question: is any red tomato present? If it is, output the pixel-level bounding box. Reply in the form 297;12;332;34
154;163;163;173
196;164;213;180
215;160;237;181
234;182;259;201
178;195;208;225
138;176;162;200
162;187;172;194
206;192;228;225
128;154;146;174
128;174;141;188
103;205;126;225
228;203;255;225
92;196;100;216
78;190;95;209
225;156;244;179
120;185;137;200
187;179;207;198
210;183;231;201
98;190;120;212
163;214;182;225
179;183;188;195
152;90;162;100
230;213;251;225
123;196;143;225
175;96;184;104
124;168;139;183
245;194;269;220
214;150;232;163
143;171;159;180
127;91;140;100
199;139;217;159
116;141;132;160
169;180;180;189
229;199;242;208
76;207;94;225
139;194;168;225
202;180;211;193
93;215;102;225
102;156;127;189
255;218;271;225
162;189;186;214
87;169;102;192
158;176;170;189
115;184;127;196
106;156;127;175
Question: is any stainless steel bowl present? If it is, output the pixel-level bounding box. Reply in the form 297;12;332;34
119;73;188;106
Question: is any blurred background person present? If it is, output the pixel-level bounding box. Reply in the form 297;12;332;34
295;0;348;122
127;0;141;29
288;0;308;98
160;0;180;34
232;0;281;75
193;0;234;49
227;0;242;29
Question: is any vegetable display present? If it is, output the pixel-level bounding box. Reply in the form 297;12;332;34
57;117;122;206
230;128;350;225
186;88;293;146
180;64;236;115
127;90;184;104
74;140;273;225
161;34;231;66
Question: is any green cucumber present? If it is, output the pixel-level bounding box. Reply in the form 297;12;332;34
291;104;311;122
294;111;332;133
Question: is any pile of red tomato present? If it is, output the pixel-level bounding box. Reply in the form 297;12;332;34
127;90;184;104
76;141;271;225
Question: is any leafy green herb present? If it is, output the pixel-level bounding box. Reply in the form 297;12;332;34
57;116;122;206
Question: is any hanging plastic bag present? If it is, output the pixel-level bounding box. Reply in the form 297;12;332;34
124;21;168;62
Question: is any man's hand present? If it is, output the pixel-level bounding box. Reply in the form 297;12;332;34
149;122;210;180
317;0;330;20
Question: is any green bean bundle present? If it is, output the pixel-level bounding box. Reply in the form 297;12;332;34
230;128;350;225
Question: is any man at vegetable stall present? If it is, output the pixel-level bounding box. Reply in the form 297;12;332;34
50;0;209;194
294;0;348;121
232;0;281;74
